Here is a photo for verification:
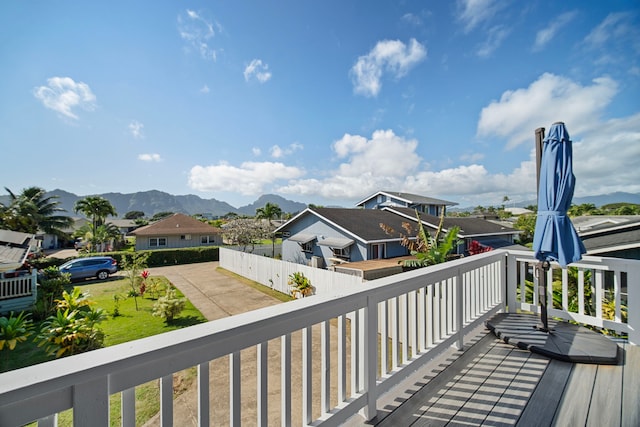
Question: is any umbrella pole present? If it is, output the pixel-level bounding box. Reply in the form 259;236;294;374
536;261;551;332
534;127;551;333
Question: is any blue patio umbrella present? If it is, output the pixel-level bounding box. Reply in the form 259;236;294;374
486;122;619;364
532;122;586;267
532;122;586;331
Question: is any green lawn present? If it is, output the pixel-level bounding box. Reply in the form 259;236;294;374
3;275;207;426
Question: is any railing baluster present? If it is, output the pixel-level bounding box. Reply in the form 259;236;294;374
338;314;347;403
400;293;408;364
230;352;241;426
408;290;416;360
281;333;291;427
595;270;604;319
302;326;312;424
426;285;433;348
417;287;425;353
390;298;398;370
37;414;56;427
614;271;622;323
578;269;585;315
257;342;268;426
121;387;135;427
198;362;210;427
160;375;173;427
363;295;378;421
379;301;388;376
321;320;330;416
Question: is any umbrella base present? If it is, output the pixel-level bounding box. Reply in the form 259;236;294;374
486;313;621;365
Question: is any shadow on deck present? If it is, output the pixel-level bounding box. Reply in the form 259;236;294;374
348;327;639;426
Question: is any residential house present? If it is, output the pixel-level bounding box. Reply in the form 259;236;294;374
576;216;640;260
276;207;415;268
129;213;221;251
276;206;522;271
356;190;458;216
0;229;40;313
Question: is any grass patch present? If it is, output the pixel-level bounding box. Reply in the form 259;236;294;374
216;267;294;302
5;275;206;427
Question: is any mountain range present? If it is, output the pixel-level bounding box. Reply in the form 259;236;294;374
2;189;639;219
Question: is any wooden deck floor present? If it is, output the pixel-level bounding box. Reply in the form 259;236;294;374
352;329;639;426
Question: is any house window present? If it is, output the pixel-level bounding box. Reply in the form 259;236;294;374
301;241;314;253
149;237;167;247
332;246;350;259
180;234;192;240
201;235;215;244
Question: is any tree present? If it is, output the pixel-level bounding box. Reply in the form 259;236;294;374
74;196;117;252
120;252;151;311
256;202;283;257
124;210;145;220
381;210;461;268
151;211;174;221
222;218;268;252
514;213;536;246
0;187;72;236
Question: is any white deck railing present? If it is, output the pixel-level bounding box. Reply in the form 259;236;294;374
0;269;37;300
0;250;637;426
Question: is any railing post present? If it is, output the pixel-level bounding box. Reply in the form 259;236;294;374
73;376;109;427
506;252;517;313
628;263;640;345
456;269;464;351
362;296;378;421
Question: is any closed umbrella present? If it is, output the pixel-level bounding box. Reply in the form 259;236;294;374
532;122;586;331
487;122;618;364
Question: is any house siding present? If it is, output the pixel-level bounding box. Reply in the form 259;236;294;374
135;234;219;251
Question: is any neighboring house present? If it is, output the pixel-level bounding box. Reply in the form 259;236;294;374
129;213;221;251
577;217;640;260
276;206;522;269
356;190;458;216
276;208;415;268
108;218;139;235
0;229;40;273
0;229;40;313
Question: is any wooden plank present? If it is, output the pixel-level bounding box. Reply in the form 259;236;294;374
411;340;513;427
374;332;497;427
516;359;573;427
622;343;640;427
484;351;548;427
587;361;623;426
550;363;597;427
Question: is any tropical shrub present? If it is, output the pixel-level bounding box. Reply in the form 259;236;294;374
32;266;71;321
288;272;313;298
152;287;186;323
0;311;33;369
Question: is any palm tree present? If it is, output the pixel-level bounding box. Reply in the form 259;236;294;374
74;196;117;252
255;202;283;257
0;187;72;235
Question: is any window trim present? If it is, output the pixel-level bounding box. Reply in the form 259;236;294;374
149;237;167;247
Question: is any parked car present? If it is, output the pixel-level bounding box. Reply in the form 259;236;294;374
74;238;88;251
58;256;118;281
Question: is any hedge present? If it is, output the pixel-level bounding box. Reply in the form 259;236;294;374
32;246;220;269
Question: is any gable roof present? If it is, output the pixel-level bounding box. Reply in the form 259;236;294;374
579;218;640;255
355;191;458;208
0;229;40;272
384;207;520;238
277;207;418;243
130;213;220;236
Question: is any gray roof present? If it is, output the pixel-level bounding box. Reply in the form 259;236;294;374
0;229;39;272
579;219;640;254
355;191;458;207
384;207;520;238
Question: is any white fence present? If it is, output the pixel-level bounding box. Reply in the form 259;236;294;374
0;269;38;313
0;250;637;426
219;247;362;296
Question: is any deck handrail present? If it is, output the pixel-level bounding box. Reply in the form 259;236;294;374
0;250;637;426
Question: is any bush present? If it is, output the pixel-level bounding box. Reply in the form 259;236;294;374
105;246;219;268
152;287;186;323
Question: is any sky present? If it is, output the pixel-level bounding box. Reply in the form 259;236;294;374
1;1;639;209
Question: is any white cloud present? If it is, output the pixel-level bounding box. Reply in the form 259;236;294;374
460;152;485;163
188;161;304;195
252;147;262;156
477;73;618;149
350;38;426;97
178;9;220;60
33;76;96;120
584;12;633;48
533;11;577;51
456;0;504;33
138;153;162;162
476;25;510;58
200;85;210;94
244;59;272;83
129;120;144;139
270;143;303;158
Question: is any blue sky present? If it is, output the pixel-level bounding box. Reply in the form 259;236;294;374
1;1;639;209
